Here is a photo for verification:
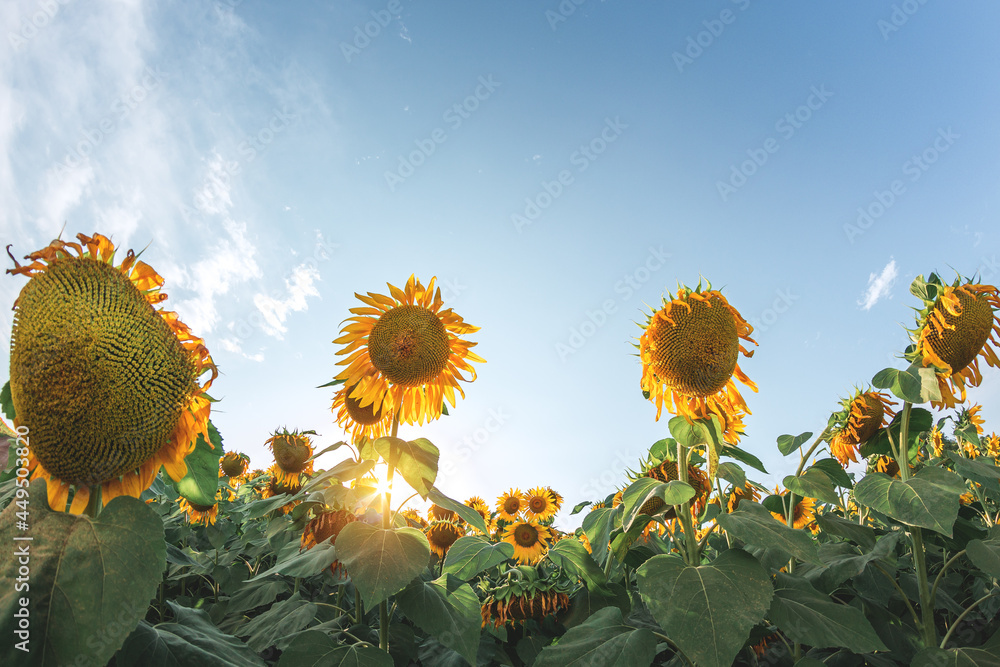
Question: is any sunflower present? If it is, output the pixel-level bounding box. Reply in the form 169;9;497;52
770;492;816;531
929;427;945;458
426;520;466;558
334;275;485;425
827;390;895;466
465;496;490;528
301;509;356;577
906;275;1000;409
401;508;428;529
960;490;977;505
496;488;526;522
985;433;1000;458
503;518;554;564
577;530;592;554
428;503;457;522
638;282;757;441
727;482;760;513
644;460;712;516
265;428;315;486
261;464;303;514
481;589;570;628
524;486;558;521
960;404;986;436
332;380;393;444
870;455;900;478
6;232;217;513
220;452;250;486
179;497;219;526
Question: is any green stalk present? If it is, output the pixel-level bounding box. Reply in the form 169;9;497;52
676;441;699;565
379;413;400;653
84;485;102;519
940;591;996;648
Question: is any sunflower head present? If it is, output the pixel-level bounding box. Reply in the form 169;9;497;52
481;589;571;629
179;497;219;526
332;380;392;444
401;508;428;529
503;518;554;564
642;460;712;516
770;492;816;531
7;232;217;513
465;496;490;524
827;389;895;466
524;486;557;521
301;509;356;549
428;503;457;522
261;463;303;513
220;452;250;479
265;428;315;483
334;275;485;425
638;281;757;438
870;455;900;478
727;482;759;513
426;520;466;558
496;488;526;522
906;274;1000;408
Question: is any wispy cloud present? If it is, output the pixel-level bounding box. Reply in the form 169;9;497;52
859;259;898;311
253;262;321;339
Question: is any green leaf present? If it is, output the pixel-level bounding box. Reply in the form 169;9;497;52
237;593;317;652
813;513;876;550
0;381;14;421
811;457;854;489
570;500;591;515
243;489;306;519
117;602;265;667
860;407;933;458
582;506;618;567
225;580;290;615
276;630;394;666
716;501;822;565
171;420;224;506
396;574;481;666
648;437;675;462
913;648;1000;667
721;445;768;474
533;606;656;667
0;479;166;667
777;432;812;456
442;536;514;581
811;532;902;591
427;486;488;535
374;436;439;499
966;539;1000;579
622;478;694;533
854;466;966;536
769;574;887;653
309;441;346;460
335;522;430;607
872;363;941;404
783;468;840;504
247;542;339;581
636;549;772;667
545;537;613;595
947;452;1000;489
669;416;724;478
716;462;746;488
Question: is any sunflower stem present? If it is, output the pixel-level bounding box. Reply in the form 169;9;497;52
675;441;699;565
83;485;102;519
379;412;401;654
356;588;364;624
940;590;996;649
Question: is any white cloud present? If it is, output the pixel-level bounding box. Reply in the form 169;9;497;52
252;262;321;339
859;259;898;311
218;336;265;362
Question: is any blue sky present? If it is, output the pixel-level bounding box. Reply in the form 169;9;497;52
3;1;1000;530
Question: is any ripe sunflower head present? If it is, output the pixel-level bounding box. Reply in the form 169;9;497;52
481;588;570;629
265;428;315;485
7;233;217;513
503;518;554;564
870;455;900;478
332;380;393;444
638;281;757;441
524;486;558;521
179;497;219;526
906;274;1000;409
334;275;485;425
220;451;250;483
426;519;466;558
261;463;303;514
301;508;356;576
827;390;895;466
496;488;526;522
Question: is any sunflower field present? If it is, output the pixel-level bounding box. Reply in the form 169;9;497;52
3;232;1000;666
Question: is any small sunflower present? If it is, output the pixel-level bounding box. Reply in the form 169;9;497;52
929;427;945;458
426;520;466;558
7;232;217;513
261;464;303;514
985;433;1000;458
870;455;900;478
428;503;457;522
332;380;393;444
524;486;558;521
496;488;526;522
727;482;760;513
906;274;1000;409
644;460;712;516
770;492;816;531
827;390;895;466
179;498;218;526
503;518;554;564
638;281;757;441
334;275;485;425
220;452;251;486
545;487;564;512
960;491;976;505
465;496;490;527
265;428;315;486
401;508;428;529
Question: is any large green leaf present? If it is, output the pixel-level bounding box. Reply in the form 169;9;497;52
442;536;514;581
545;537;613;595
276;630;393;667
947;452;1000;490
966;539;1000;579
582;506;618;567
777;432;812;456
0;480;166;667
811;457;854;489
247;542;339;581
716;462;746;488
374;436;438;499
396;574;481;665
716;501;822;565
335;522;430;607
427;486;488;535
636;550;772;667
0;380;14;420
324;457;376;485
170;420;224;506
809;532;902;593
872;363;941;404
237;593;317;652
769;573;887;653
621;478;694;533
913;629;1000;666
669;415;724;478
533;606;656;667
854;466;965;536
783;467;840;504
813;513;877;550
116;602;265;666
721;444;768;474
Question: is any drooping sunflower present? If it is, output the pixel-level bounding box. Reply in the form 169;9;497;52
481;589;570;628
644;460;712;516
426;520;466;558
265;428;315;486
496;488;526;522
220;452;251;486
7;232;217;513
870;455;900;478
524;486;558;521
334;275;485;425
428;503;457;522
260;464;303;514
638;281;757;441
827;390;895;466
401;508;428;529
301;508;356;576
179;497;219;526
906;274;1000;409
727;481;760;513
331;380;393;444
770;492;816;531
503;518;554;564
